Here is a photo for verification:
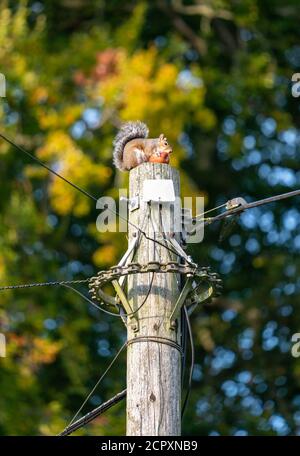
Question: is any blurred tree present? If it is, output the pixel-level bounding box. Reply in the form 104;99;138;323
0;0;300;436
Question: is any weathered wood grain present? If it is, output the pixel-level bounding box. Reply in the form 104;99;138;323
126;163;181;436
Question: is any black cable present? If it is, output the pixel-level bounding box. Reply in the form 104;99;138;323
157;203;192;419
58;389;126;436
0;263;154;321
181;306;188;384
61;284;123;317
126;272;155;317
3;133;300;259
94;271;155;319
64;340;127;429
0;280;125;318
203;188;300;226
119;208;155;318
65;272;154;319
181;305;194;418
59;278;154;434
0;132;98;202
0;131;193;265
127;336;183;353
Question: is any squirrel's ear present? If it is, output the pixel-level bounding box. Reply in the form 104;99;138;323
159;133;164;140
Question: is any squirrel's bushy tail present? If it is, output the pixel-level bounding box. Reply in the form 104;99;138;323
113;121;149;171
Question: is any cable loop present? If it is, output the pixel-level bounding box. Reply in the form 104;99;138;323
127;336;184;355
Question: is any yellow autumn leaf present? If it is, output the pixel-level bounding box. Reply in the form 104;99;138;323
93;244;117;267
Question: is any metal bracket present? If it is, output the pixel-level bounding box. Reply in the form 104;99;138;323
166;236;197;266
120;196;139;212
187;283;214;316
113;234;141;330
118;237;139;267
129;196;139;212
92;219;145;331
114;237;139;326
112;280;139;332
90;260;221;331
169;275;216;327
169;276;193;329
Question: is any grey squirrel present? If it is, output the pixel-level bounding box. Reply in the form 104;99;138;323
113;121;172;171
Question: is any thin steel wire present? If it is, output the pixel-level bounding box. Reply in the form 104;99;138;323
0;131;194;265
66;341;127;428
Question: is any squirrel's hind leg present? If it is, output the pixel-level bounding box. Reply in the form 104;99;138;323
133;147;147;165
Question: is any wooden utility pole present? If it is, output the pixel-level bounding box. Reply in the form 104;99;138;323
126;162;181;436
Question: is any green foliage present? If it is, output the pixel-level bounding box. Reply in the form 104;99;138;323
0;0;300;436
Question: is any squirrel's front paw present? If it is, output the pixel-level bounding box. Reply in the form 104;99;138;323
149;151;170;164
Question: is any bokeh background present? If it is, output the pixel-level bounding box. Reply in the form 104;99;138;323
0;0;300;436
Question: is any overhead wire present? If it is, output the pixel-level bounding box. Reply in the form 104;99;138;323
181;307;188;385
64;340;127;430
0;131;194;265
203;189;300;226
86;208;155;320
61;284;123;318
121;206;155;318
60;270;154;434
0;132;98;203
157;204;165;435
2;132;300;258
181;305;195;418
0;237;154;321
3;130;300;430
157;203;194;419
58;389;127;436
65;279;155;319
195;202;228;219
0;278;90;291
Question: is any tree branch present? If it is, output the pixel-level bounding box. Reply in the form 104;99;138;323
157;0;207;56
172;0;232;21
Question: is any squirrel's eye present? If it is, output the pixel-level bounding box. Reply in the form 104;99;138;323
164;141;168;146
